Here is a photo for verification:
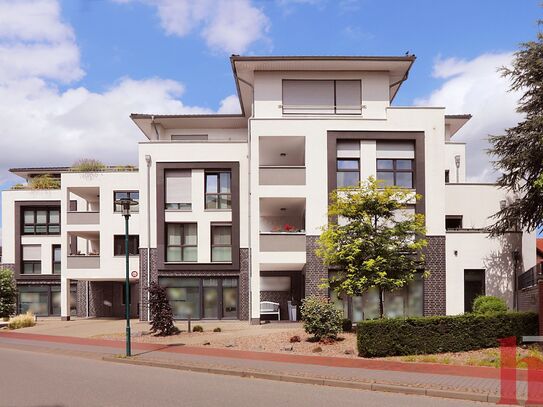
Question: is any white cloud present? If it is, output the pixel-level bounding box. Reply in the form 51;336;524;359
217;94;241;114
415;52;522;182
0;0;82;83
114;0;270;54
0;0;237;186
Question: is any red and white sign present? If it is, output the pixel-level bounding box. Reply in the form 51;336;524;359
131;271;138;278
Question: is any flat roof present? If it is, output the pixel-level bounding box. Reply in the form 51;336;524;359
445;114;472;138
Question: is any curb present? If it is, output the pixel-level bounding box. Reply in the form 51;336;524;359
102;356;506;404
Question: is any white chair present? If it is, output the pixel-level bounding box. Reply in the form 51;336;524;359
260;301;280;320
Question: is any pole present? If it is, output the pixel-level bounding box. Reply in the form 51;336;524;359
125;214;131;357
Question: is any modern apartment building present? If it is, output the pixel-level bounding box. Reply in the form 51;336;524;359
1;55;537;323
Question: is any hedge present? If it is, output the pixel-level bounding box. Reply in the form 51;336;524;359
357;312;538;358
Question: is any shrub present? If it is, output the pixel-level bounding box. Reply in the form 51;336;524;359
10;184;25;190
0;268;17;319
28;174;60;190
213;327;221;332
8;312;36;329
148;282;179;336
342;318;353;332
289;335;301;343
357;312;538;358
71;159;106;172
300;296;342;340
472;296;508;314
193;325;203;332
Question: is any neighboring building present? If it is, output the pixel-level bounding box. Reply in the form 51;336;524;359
537;238;543;264
1;55;537;322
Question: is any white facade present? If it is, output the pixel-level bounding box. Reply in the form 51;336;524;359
1;55;537;321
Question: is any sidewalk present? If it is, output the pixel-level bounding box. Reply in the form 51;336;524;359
0;330;532;405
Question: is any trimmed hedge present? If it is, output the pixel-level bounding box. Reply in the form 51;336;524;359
357;312;538;357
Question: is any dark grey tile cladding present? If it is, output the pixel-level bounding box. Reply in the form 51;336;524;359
305;235;327;297
423;235;447;316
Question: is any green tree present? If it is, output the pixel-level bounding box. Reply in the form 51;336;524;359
0;268;17;319
316;178;427;318
488;22;543;234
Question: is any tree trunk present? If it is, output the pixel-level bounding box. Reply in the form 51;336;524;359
378;287;384;319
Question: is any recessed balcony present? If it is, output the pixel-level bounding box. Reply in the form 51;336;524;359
67;255;100;269
259;136;305;186
67;231;100;269
67;211;99;225
67;186;100;225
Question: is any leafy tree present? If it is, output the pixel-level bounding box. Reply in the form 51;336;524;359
316;178;427;318
148;282;179;336
488;22;543;234
0;268;17;319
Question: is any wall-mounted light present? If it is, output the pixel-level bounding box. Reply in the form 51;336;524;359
280;207;287;211
454;250;458;256
280;153;287;157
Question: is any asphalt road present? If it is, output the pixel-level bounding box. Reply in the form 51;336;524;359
0;347;499;407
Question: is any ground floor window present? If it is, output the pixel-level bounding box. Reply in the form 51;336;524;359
18;285;77;316
464;269;485;313
329;273;423;321
160;277;238;320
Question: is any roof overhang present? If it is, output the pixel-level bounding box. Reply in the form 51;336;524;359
130;114;248;140
231;55;416;117
9;167;70;181
445;114;472;138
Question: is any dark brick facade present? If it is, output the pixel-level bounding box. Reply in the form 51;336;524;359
139;248;249;321
305;235;327;297
76;281;138;318
423;235;447;316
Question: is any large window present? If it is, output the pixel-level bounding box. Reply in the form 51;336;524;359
166;223;197;262
282;80;362;115
211;224;232;262
376;159;414;189
114;235;139;256
165;170;191;210
160;277;238;319
52;245;61;274
114;191;139;213
22;245;41;274
336;159;360;187
205;171;231;209
22;207;60;235
19;285;76;316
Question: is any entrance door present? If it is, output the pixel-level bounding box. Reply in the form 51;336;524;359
464;269;485;312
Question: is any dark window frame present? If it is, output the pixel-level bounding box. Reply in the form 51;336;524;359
336;158;360;188
205;171;232;210
376;158;415;189
52;244;61;274
22;207;60;235
22;261;41;275
160;277;239;320
113;191;139;213
211;223;233;263
113;235;140;256
165;223;198;263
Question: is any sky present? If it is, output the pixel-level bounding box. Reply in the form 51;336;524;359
0;0;541;235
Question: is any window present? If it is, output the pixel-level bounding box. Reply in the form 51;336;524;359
160;277;238;319
211;224;232;262
22;245;41;274
445;216;463;230
336;159;360;187
445;170;450;184
22;207;60;235
52;245;61;274
114;235;140;256
205;171;231;209
114;191;139;213
166;223;197;262
376;159;414;188
464;270;485;312
282;80;362;115
165;170;191;210
18;285;76;316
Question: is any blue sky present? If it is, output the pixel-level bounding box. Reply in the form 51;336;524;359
0;0;541;234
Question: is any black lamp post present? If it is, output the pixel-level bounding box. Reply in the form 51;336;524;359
114;197;138;357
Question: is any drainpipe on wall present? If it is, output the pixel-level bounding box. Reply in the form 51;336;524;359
236;75;255;323
145;154;152;321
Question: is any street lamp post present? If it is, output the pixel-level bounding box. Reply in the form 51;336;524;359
114;197;138;357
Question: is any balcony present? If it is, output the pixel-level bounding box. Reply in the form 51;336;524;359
67;255;100;269
67;211;99;225
260;233;306;252
259;136;305;186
